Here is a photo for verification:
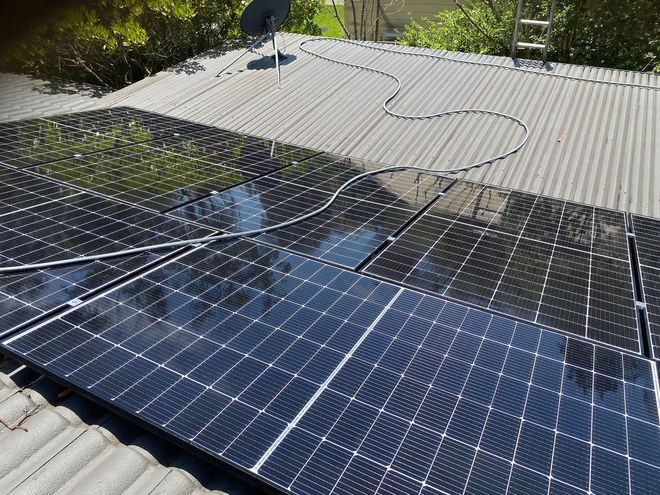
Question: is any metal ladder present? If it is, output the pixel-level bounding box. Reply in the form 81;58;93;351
511;0;557;63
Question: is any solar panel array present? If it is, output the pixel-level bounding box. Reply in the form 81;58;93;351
4;239;660;495
0;166;211;336
33;127;318;212
170;155;452;268
2;108;660;495
632;215;660;360
364;181;640;352
0;107;208;168
44;107;209;140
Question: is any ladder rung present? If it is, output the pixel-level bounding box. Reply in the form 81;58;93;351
517;42;546;50
520;19;550;27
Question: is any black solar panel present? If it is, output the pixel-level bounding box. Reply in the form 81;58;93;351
170;155;452;267
3;239;660;495
0;166;79;215
0;167;212;336
3;108;659;495
0;107;209;168
32;128;317;212
364;181;640;352
0;118;130;169
43;107;209;140
632;215;660;360
261;305;660;495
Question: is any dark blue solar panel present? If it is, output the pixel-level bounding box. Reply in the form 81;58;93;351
631;215;660;361
43;107;209;139
1;240;401;477
3;239;660;494
259;294;660;495
0;167;211;336
33;126;317;212
170;155;452;268
365;180;641;353
0;107;209;168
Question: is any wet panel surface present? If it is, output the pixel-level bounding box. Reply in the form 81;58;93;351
365;181;640;352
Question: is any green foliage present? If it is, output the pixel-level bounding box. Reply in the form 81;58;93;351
402;4;512;55
401;0;659;72
2;0;323;89
315;4;346;38
283;0;324;35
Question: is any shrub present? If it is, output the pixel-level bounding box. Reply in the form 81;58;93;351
2;0;324;88
401;0;659;72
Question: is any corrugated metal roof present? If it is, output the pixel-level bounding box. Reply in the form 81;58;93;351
0;72;107;122
102;34;659;217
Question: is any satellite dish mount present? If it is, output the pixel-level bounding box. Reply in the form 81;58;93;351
216;0;291;88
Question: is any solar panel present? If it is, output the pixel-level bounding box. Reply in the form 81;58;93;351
170;155;452;268
0;117;131;169
0;166;80;215
0;107;209;169
3;239;659;495
364;181;641;353
32;128;318;212
43;107;209;140
632;214;660;360
0;167;212;336
261;301;660;495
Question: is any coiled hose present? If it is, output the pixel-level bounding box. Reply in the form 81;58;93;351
15;36;623;274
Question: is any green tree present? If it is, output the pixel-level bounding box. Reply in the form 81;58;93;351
2;0;323;89
401;0;659;72
284;0;324;35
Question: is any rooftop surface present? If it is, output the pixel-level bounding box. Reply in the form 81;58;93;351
0;72;107;121
1;33;659;495
100;33;660;217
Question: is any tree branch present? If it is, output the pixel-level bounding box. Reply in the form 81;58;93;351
360;0;367;40
327;1;351;39
452;0;508;51
349;0;359;39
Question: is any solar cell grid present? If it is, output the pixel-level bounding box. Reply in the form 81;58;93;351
2;239;402;476
365;181;640;352
147;127;319;174
0;107;211;169
0;169;212;336
632;215;660;360
4;238;660;495
171;155;452;267
0;166;80;215
42;107;209;139
33;128;316;212
2;108;659;495
0;118;131;168
259;297;660;495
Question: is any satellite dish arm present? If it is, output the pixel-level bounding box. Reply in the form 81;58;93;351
269;16;282;88
216;32;271;77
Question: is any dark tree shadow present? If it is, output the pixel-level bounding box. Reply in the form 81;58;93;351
167;39;253;76
199;38;251;59
32;77;109;98
173;60;207;75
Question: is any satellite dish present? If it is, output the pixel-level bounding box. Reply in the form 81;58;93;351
240;0;290;36
217;0;291;87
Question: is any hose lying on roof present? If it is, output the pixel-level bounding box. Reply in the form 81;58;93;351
1;39;534;274
305;37;660;90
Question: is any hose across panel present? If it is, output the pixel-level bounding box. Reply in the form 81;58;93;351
1;38;536;274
